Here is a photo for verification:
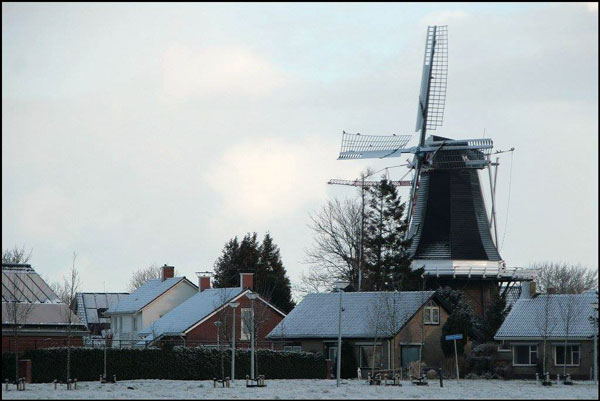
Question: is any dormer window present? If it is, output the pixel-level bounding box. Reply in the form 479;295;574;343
424;300;440;325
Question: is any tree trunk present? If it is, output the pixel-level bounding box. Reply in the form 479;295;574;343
371;338;377;377
14;331;19;383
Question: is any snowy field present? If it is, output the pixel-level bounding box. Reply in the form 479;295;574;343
2;379;597;399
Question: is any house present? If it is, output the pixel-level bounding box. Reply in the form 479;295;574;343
104;265;197;348
2;263;88;352
266;290;449;376
494;285;598;379
136;272;285;348
74;292;128;345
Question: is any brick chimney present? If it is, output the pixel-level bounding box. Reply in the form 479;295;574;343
161;264;175;282
196;272;211;292
240;272;254;290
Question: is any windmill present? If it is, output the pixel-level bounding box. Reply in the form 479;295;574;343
334;25;532;314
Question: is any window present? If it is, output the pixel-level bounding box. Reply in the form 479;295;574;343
119;316;122;333
513;345;537;366
424;300;440;325
554;345;580;366
359;345;383;369
283;346;302;353
328;346;338;363
133;315;137;331
240;308;252;341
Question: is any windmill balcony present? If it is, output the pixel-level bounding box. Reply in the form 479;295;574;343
411;259;535;280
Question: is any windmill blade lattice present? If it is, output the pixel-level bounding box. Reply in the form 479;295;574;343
416;25;448;133
338;132;413;160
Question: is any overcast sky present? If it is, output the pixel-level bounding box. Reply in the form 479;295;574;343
2;2;598;298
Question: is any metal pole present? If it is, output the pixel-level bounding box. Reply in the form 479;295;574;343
595;315;598;384
337;289;343;387
103;336;107;380
250;299;255;381
454;339;460;384
231;309;236;383
358;175;365;292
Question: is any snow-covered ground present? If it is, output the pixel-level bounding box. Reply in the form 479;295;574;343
2;379;597;399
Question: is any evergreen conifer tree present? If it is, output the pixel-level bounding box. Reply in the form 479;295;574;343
213;232;295;313
362;177;422;291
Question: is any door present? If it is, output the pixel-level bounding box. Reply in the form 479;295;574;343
401;346;420;368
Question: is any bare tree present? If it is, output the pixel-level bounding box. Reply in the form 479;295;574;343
366;295;387;377
2;246;33;264
127;264;177;292
534;294;557;375
295;268;334;298
303;197;362;291
532;262;597;294
4;276;37;382
62;253;82;385
241;290;277;377
381;292;409;375
212;288;241;379
557;294;577;378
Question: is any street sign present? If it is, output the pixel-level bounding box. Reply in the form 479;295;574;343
444;334;463;383
445;334;463;341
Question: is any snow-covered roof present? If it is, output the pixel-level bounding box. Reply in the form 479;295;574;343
267;291;435;339
494;292;598;340
106;277;193;314
2;263;61;303
76;292;129;326
138;287;244;339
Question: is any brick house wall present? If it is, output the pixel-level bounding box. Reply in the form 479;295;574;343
496;340;594;380
393;298;450;367
184;293;284;347
2;334;84;353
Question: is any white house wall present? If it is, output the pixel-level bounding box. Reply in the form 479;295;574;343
141;280;198;329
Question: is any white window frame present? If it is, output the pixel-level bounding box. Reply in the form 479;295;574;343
424;300;440;325
118;316;123;333
240;308;251;341
283;345;303;353
553;344;580;367
512;344;538;366
133;315;137;331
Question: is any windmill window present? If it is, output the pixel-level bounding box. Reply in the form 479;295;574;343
424;301;440;325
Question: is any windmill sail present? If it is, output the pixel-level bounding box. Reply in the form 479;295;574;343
416;25;448;134
337;132;412;160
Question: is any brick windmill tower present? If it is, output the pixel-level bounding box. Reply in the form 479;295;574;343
335;26;531;316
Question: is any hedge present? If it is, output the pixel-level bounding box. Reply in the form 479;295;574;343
2;347;326;383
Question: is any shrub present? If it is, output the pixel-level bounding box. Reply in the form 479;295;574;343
2;347;326;383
